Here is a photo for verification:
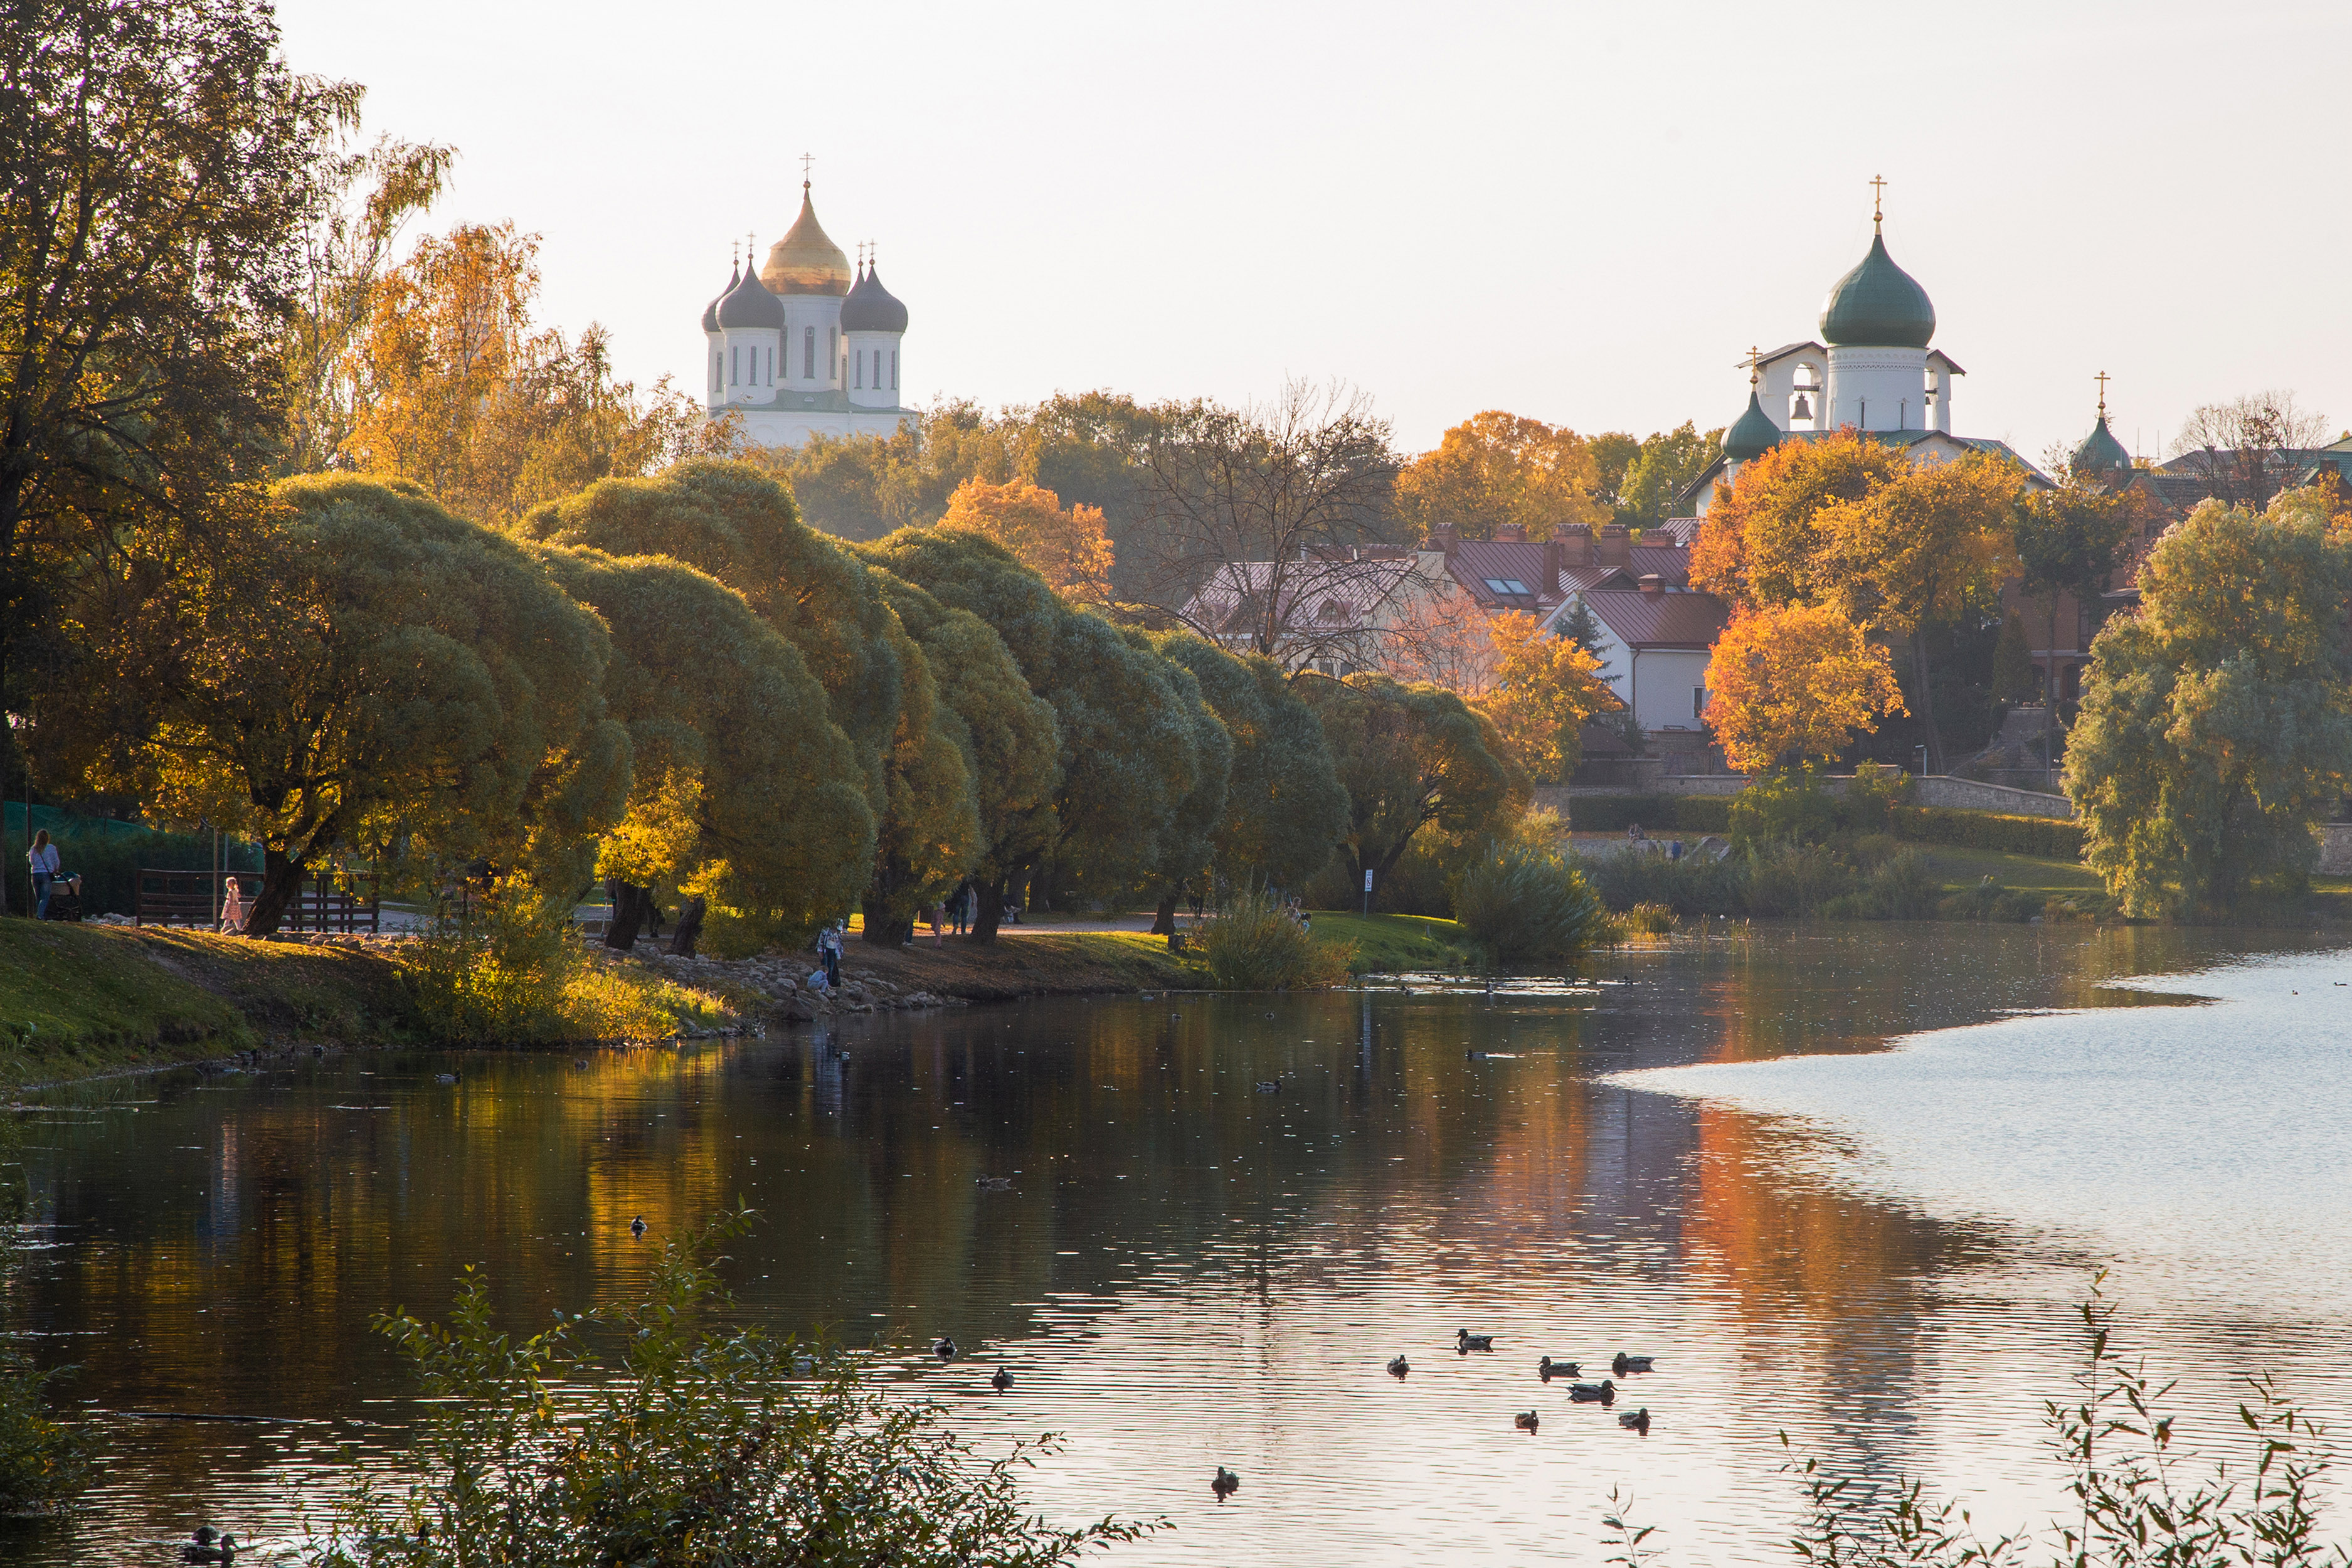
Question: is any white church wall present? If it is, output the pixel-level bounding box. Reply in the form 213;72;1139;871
845;332;900;409
1826;345;1931;432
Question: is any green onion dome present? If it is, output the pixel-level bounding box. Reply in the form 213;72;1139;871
2071;413;2132;476
1723;389;1783;462
1819;233;1936;349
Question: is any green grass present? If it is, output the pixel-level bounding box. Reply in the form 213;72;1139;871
0;921;421;1081
1305;911;1476;973
1914;845;2105;895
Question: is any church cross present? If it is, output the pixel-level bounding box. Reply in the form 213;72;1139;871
1870;174;1887;231
800;152;815;190
1747;344;1762;385
2095;370;2110;416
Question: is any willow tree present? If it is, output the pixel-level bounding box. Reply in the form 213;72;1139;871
526;460;976;943
862;564;1061;935
1121;629;1232;931
1305;673;1528;908
542;548;875;948
2067;491;2352;916
50;475;625;934
1149;633;1348;922
861;527;1220;938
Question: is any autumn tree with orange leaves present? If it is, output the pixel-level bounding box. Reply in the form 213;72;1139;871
1475;611;1619;783
1396;411;1609;543
1705;604;1906;775
938;477;1115;605
1693;431;2021;771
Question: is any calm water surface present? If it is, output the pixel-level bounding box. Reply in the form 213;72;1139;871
8;924;2351;1567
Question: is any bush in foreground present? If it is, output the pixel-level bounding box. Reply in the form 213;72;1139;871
324;1212;1153;1568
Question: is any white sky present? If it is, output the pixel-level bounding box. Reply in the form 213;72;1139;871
275;0;2352;466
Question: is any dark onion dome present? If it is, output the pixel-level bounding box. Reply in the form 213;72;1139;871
761;188;852;296
1819;233;1936;349
1722;388;1783;462
715;263;785;329
701;263;737;332
2071;413;2132;475
840;264;909;333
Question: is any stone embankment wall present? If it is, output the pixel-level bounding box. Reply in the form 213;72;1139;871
628;950;963;1023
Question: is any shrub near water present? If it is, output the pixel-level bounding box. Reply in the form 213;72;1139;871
1449;839;1607;966
324;1211;1153;1568
1197;888;1355;989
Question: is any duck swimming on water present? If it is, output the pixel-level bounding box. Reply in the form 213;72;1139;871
990;1367;1013;1392
1387;1355;1410;1379
1456;1329;1495;1353
183;1529;237;1564
1619;1406;1651;1436
1212;1466;1240;1500
1569;1379;1616;1406
934;1337;957;1360
1538;1356;1579;1381
1612;1353;1655;1375
1514;1409;1540;1433
630;1216;647;1237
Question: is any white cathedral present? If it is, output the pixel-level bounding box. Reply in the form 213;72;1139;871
700;178;913;448
1674;197;2039;514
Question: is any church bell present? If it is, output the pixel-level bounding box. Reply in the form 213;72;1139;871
1791;393;1813;422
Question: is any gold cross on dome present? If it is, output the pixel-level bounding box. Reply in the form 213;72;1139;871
1870;174;1887;231
800;152;815;189
1747;345;1762;385
2095;370;2110;416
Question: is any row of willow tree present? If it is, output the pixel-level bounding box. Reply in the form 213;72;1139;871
26;458;1536;945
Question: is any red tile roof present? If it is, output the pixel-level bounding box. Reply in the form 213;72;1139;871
1581;588;1729;649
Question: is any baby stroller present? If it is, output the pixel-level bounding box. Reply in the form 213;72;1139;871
41;874;85;922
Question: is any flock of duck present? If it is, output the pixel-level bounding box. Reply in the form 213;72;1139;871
1212;1333;1658;1501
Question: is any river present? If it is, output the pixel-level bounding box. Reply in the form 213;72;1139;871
7;923;2349;1565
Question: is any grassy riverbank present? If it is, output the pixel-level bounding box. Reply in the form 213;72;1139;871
0;921;420;1081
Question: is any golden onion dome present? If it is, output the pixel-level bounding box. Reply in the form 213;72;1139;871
761;186;851;297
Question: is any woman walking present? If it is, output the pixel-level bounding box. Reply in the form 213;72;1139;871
26;830;59;920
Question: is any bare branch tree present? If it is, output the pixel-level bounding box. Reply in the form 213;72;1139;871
1125;380;1402;669
2169;390;2329;511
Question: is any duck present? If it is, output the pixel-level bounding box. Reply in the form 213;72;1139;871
182;1529;237;1564
1253;1080;1281;1094
1538;1356;1580;1382
1514;1409;1540;1433
1456;1329;1496;1353
1619;1406;1651;1436
990;1367;1014;1392
1569;1379;1616;1406
1212;1465;1240;1500
434;1072;460;1085
1465;1049;1490;1061
934;1336;957;1360
975;1175;1014;1192
1387;1355;1410;1379
629;1216;647;1237
1612;1353;1656;1375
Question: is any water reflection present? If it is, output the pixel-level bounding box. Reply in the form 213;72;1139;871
6;924;2343;1565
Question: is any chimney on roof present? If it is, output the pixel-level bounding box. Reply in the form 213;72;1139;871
1542;537;1563;593
1495;523;1528;543
1430;524;1460;557
1638;573;1666;597
1557;524;1593;566
1598;524;1630;568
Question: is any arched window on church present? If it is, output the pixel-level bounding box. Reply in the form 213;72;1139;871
829;328;838;384
803;326;815;380
855;353;863;389
891;350;898;391
729;346;738;386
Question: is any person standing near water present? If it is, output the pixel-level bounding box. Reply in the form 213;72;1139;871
818;921;843;988
26;830;60;919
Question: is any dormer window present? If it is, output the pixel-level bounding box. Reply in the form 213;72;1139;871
1482;578;1532;596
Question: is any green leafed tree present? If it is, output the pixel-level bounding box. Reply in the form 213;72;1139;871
1151;633;1350;911
539;547;874;949
1303;674;1529;908
863;564;1062;931
524;459;978;943
2065;490;2352;916
859;527;1219;938
1;0;358;911
43;475;627;934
